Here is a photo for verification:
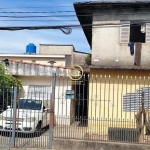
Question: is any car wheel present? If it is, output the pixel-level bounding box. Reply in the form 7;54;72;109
36;121;42;130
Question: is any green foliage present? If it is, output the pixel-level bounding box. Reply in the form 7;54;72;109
85;54;91;65
0;63;22;111
0;63;22;90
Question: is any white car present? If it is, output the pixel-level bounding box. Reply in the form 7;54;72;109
0;98;50;133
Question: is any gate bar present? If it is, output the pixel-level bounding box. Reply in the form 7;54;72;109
48;73;56;149
11;87;17;148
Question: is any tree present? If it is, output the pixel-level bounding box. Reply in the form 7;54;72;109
0;63;22;112
85;54;91;65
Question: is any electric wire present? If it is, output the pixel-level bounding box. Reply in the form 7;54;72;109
0;19;79;22
0;2;149;9
0;22;148;31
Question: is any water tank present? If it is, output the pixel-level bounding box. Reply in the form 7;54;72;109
26;43;36;54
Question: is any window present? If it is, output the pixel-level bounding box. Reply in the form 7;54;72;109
120;21;130;43
130;24;145;43
18;99;42;110
120;21;150;43
123;87;150;112
28;85;51;99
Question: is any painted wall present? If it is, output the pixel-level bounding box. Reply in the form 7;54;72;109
17;76;74;125
73;52;88;65
40;45;73;55
92;10;150;66
88;69;150;134
40;45;89;66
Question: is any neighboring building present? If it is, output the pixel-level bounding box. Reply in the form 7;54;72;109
5;59;74;125
0;44;89;67
0;43;90;125
74;1;150;135
39;44;90;66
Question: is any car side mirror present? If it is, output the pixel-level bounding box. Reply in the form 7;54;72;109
44;108;50;113
7;106;11;109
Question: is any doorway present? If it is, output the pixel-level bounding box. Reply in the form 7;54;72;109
74;73;89;126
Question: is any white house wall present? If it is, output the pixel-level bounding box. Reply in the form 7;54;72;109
17;76;73;125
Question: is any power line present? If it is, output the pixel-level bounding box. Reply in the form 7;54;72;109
0;11;76;14
0;6;150;14
0;22;149;31
0;2;149;9
0;11;150;19
0;19;78;22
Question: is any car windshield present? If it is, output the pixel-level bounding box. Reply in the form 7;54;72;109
18;99;42;110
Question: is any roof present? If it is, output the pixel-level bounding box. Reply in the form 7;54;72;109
74;1;150;4
74;50;90;54
0;54;65;58
73;1;150;47
90;65;150;71
40;44;74;46
9;59;68;69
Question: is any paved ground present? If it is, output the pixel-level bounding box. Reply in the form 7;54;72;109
1;122;150;149
0;130;49;149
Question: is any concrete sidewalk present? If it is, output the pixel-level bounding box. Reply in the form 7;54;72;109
2;138;150;150
52;139;150;150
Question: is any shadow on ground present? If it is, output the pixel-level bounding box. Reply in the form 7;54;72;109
0;125;49;138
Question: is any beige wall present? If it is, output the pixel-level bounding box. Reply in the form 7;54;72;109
92;17;150;66
40;45;90;66
73;52;88;65
88;69;150;134
40;45;73;55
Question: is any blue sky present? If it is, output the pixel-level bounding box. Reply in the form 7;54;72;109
0;0;91;54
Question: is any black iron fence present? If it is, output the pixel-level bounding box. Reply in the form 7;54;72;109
53;74;150;145
0;86;53;149
1;74;150;150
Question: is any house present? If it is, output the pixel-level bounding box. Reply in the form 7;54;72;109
74;1;150;137
0;43;90;126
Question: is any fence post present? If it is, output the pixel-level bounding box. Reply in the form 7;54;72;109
48;73;56;149
11;87;17;148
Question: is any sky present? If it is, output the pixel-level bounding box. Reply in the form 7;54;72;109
0;0;92;54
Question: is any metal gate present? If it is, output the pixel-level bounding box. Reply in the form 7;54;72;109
0;88;13;150
0;73;56;149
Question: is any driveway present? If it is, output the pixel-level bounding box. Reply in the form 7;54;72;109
0;129;49;148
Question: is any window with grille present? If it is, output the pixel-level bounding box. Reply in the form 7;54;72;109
28;85;51;100
123;87;150;112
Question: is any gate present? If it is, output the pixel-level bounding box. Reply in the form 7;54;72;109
0;88;13;150
0;74;56;149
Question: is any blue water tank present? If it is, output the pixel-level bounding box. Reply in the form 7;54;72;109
26;43;36;54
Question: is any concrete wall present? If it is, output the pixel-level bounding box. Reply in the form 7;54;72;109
52;139;150;150
1;56;65;66
92;10;150;66
9;62;68;76
10;139;150;150
40;45;73;55
40;45;90;66
73;52;88;65
88;69;150;134
17;76;73;125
